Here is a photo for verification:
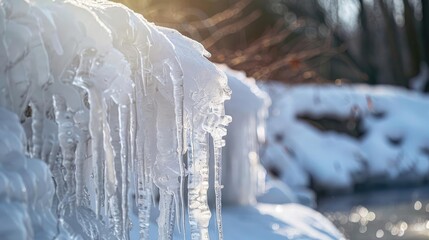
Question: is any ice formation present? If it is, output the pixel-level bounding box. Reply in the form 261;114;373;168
212;65;270;206
144;66;343;240
0;0;230;239
0;107;74;240
259;82;429;193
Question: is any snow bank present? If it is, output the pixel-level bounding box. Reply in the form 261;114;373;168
0;0;230;239
145;203;344;240
260;82;429;193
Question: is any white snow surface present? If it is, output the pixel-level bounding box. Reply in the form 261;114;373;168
140;203;344;240
259;81;429;193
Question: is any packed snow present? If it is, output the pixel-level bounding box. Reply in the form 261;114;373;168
259;81;429;196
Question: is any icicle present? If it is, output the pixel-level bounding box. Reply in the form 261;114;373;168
132;27;157;240
73;48;105;218
212;114;231;240
158;190;176;240
118;103;130;240
134;69;154;239
136;175;152;240
153;93;182;240
107;101;122;234
166;57;187;234
213;142;224;240
40;115;58;165
188;111;211;240
30;102;43;159
74;109;89;207
49;142;65;201
89;91;105;219
53;95;78;204
101;98;120;235
137;48;148;96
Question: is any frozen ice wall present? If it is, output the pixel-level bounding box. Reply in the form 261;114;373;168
215;65;270;205
0;0;230;239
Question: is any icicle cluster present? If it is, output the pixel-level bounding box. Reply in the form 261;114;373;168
0;0;230;239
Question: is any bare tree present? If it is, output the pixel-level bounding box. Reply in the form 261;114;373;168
403;0;421;79
116;0;428;90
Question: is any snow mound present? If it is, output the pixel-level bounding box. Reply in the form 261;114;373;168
260;82;429;192
0;0;230;239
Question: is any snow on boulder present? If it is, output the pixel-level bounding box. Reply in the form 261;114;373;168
261;145;316;207
260;82;429;192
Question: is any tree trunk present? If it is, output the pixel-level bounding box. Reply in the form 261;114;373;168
358;0;378;85
422;0;429;65
379;0;407;87
421;0;429;92
403;0;421;79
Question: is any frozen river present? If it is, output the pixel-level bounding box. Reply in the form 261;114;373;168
318;186;429;240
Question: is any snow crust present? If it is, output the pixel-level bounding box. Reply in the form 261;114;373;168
0;0;230;239
260;82;429;193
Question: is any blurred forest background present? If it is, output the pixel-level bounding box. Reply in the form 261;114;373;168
115;0;429;91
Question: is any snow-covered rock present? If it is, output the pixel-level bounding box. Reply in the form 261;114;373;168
260;82;429;193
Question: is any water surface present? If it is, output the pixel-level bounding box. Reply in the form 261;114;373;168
318;186;429;240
